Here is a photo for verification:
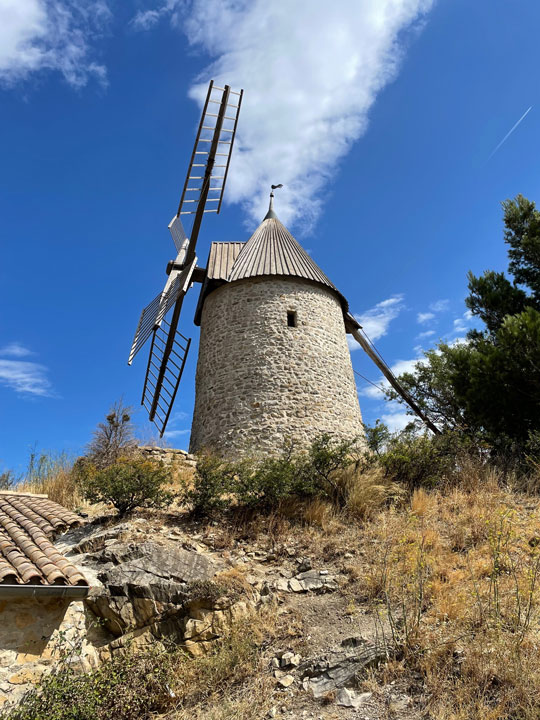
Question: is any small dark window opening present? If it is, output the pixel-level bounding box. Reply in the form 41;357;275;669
287;311;297;328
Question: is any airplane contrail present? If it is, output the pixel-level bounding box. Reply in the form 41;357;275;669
488;106;533;160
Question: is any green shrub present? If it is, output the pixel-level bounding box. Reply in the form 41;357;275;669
372;425;477;490
1;647;174;720
77;458;173;516
184;454;239;516
185;434;360;516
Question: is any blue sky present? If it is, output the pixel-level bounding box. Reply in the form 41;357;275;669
1;0;539;472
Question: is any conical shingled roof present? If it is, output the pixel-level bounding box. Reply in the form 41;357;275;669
193;205;354;326
228;215;341;299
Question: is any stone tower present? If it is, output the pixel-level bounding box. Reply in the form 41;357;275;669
189;197;364;457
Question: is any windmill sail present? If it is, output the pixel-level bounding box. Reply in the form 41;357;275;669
128;258;197;366
176;81;243;219
128;79;243;437
141;318;191;437
168;214;188;254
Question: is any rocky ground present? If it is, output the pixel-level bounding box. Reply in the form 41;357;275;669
48;506;418;720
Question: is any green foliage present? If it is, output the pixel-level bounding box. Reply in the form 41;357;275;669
184;454;240;516
2;621;265;720
184;434;360;517
299;434;362;504
390;195;540;449
87;399;136;469
1;647;174;720
377;428;453;490
364;419;393;457
363;422;480;491
77;458;173;516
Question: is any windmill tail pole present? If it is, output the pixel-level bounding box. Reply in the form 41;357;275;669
349;325;441;436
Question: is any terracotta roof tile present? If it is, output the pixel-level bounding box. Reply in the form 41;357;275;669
0;494;87;586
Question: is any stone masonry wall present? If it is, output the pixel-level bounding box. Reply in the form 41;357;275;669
0;598;99;709
137;446;196;468
190;277;364;457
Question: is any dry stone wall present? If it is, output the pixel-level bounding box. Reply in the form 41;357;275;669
190;277;364;457
137;446;196;468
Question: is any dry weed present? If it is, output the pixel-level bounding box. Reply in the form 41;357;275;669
342;465;403;520
18;461;81;509
356;481;540;719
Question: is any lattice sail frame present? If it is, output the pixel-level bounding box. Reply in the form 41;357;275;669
176;81;243;219
128;80;243;437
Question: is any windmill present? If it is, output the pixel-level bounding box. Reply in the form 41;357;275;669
128;81;243;436
128;81;438;447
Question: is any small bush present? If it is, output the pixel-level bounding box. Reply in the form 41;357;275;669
367;425;479;491
77;458;174;516
184;454;240;516
184;435;361;517
1;646;174;720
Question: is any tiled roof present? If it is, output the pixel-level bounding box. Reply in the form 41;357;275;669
0;493;87;586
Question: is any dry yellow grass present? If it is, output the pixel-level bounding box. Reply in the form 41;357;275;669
17;460;82;509
342;464;403;520
355;476;540;719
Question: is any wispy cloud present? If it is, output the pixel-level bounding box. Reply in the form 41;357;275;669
0;360;52;396
349;294;405;351
359;356;422;399
488;106;533;161
429;299;449;313
381;409;413;432
417;311;435;324
416;298;449;325
0;0;111;88
416;329;435;339
452;309;475;335
0;342;34;357
132;0;434;227
163;428;190;439
0;342;53;396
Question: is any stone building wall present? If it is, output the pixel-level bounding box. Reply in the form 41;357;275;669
190;277;364;457
0;597;99;709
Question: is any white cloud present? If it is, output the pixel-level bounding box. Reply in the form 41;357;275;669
416;329;435;339
0;342;54;396
416;298;449;325
0;359;53;396
417;311;435;324
359;355;422;399
0;0;110;88
453;317;467;333
163;428;190;439
381;408;412;432
349;294;405;351
133;0;434;227
429;299;449;313
0;342;34;357
452;310;475;335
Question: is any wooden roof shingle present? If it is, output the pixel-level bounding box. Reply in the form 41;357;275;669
194;212;349;325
